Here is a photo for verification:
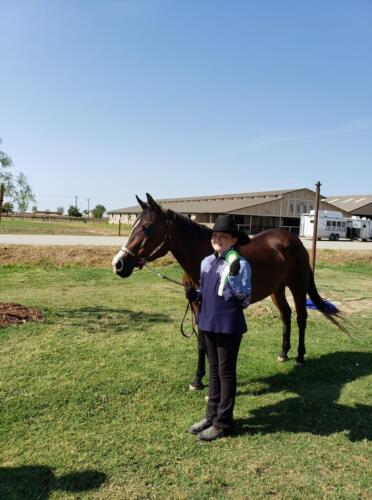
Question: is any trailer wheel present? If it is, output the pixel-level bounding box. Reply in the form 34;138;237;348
335;234;340;241
330;234;336;241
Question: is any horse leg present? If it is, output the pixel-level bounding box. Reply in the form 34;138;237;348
271;285;292;362
189;329;206;390
289;287;308;366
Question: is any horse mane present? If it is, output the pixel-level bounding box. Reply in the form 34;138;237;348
167;209;212;241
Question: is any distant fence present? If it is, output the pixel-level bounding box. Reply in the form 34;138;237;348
1;213;109;224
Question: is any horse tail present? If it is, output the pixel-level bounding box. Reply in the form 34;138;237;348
307;268;351;336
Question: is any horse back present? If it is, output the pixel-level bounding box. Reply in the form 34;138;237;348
238;229;309;303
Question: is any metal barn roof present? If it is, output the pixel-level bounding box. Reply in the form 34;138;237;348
325;195;372;212
108;196;284;215
108;188;318;214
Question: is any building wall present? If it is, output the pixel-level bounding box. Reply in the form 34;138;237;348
231;189;324;218
108;213;138;224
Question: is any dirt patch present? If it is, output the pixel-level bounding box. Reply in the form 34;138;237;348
0;303;44;327
338;298;372;314
0;245;176;268
1;245;372;269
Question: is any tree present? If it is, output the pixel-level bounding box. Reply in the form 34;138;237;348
32;205;38;213
0;139;14;197
57;206;64;215
1;201;14;213
1;139;36;213
68;205;82;217
92;204;106;219
13;172;36;212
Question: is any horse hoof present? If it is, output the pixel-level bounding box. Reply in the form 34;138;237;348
277;355;289;362
295;361;305;367
189;382;205;391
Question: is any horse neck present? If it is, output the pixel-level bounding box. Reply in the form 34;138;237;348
166;211;212;284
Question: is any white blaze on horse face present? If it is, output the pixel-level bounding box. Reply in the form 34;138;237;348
131;217;141;232
112;249;126;273
112;216;143;273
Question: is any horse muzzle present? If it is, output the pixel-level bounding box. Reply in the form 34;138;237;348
112;250;137;278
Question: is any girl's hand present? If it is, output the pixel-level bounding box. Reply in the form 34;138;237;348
185;286;198;302
229;259;240;276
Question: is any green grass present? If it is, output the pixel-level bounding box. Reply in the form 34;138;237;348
0;218;131;236
0;262;371;499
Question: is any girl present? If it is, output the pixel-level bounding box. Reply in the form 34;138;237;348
186;214;251;441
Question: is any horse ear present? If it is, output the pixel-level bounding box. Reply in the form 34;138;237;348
146;193;159;209
136;195;148;210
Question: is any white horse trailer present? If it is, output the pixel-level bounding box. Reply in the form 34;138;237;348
300;210;349;241
350;217;372;241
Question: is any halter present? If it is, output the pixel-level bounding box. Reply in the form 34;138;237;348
118;240;167;266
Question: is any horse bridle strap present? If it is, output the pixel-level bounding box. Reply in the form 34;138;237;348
119;240;167;262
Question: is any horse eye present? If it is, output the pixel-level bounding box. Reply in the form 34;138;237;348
143;225;152;235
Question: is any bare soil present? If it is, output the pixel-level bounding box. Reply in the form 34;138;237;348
0;303;44;327
1;245;371;268
0;245;175;268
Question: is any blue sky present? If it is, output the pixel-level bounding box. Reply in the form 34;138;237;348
1;0;372;212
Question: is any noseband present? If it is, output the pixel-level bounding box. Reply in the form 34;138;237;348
119;240;168;267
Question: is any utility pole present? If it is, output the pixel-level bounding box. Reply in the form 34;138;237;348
311;181;321;273
75;195;78;208
87;197;90;220
0;183;4;223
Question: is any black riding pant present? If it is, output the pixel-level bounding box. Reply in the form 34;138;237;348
203;330;242;430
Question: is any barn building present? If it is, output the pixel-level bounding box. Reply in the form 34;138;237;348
108;188;349;235
325;195;372;218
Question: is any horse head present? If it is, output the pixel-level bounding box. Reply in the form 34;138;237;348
112;193;170;278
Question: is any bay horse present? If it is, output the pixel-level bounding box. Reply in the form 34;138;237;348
112;193;341;386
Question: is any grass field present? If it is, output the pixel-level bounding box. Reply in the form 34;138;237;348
0;218;131;236
0;256;371;499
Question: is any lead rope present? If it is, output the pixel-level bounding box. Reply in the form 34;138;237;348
180;300;198;338
141;262;198;338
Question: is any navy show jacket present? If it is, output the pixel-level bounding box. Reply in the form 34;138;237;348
196;250;252;335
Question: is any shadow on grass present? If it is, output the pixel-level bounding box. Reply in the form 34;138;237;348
0;466;106;500
234;351;372;442
52;306;171;333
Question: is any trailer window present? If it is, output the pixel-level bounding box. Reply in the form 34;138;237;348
327;221;332;227
337;221;341;227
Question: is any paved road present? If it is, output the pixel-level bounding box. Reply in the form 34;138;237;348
0;234;371;250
